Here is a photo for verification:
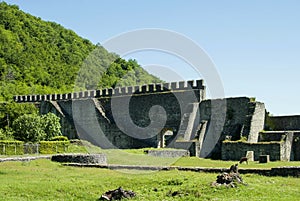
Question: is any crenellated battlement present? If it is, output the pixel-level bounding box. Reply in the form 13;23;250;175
13;79;205;103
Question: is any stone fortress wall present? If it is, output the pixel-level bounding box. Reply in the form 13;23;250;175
14;79;300;161
15;80;206;151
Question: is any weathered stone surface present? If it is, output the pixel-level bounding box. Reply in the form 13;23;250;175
13;79;300;162
222;141;282;161
146;149;189;157
222;131;296;162
51;153;107;164
259;155;270;163
270;166;300;177
245;102;265;143
266;115;300;131
246;151;254;162
199;97;260;159
40;80;204;150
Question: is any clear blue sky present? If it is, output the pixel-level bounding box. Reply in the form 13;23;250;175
4;0;300;115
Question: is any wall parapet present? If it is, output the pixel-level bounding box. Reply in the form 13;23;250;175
13;79;205;103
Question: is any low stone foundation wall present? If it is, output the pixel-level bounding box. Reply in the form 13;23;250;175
0;155;51;162
221;141;282;161
146;149;190;157
63;163;300;177
51;153;107;164
270;166;300;177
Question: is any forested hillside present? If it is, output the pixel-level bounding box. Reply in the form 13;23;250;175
0;2;162;129
0;2;161;99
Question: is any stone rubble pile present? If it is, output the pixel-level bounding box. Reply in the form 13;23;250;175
212;164;246;188
99;187;136;200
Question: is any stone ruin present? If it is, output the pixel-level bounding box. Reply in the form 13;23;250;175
14;79;300;161
99;187;136;201
212;164;246;188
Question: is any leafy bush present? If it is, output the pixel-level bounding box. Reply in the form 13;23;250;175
12;113;62;142
41;113;62;140
0;129;5;140
39;141;70;154
0;140;24;155
12;114;45;142
0;127;14;140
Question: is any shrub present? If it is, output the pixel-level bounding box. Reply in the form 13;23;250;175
12;114;45;142
12;113;62;142
41;113;62;140
0;129;5;140
39;141;70;154
50;136;68;141
0;127;14;140
0;140;24;155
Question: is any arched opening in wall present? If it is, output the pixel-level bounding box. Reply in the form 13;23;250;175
157;128;174;148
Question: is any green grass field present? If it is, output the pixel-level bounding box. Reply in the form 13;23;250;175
1;159;300;201
3;142;300;169
1;143;300;200
67;143;300;168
